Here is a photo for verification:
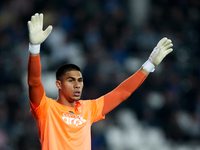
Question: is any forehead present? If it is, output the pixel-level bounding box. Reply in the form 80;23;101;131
64;70;82;78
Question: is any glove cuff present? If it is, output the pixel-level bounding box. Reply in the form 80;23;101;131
29;43;41;54
142;60;155;72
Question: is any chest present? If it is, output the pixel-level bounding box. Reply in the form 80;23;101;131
47;105;91;130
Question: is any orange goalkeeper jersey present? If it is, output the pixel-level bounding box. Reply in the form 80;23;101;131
29;93;105;150
28;55;147;150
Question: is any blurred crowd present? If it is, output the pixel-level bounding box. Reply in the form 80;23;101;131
0;0;200;149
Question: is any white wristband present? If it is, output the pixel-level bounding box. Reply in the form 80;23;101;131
29;43;41;54
142;60;155;72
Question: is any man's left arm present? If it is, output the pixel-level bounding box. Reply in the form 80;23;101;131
102;37;173;115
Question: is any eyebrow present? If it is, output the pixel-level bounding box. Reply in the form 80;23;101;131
67;77;83;80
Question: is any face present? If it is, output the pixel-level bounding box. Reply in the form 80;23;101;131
57;70;83;102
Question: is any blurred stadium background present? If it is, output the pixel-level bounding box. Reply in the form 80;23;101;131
0;0;200;149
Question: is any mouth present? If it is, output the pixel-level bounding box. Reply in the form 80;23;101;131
74;91;81;97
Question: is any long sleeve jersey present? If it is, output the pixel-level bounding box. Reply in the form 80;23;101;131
28;55;147;150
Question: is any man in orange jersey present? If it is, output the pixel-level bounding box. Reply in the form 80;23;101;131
27;13;173;150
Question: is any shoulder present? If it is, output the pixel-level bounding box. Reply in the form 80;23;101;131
80;96;105;106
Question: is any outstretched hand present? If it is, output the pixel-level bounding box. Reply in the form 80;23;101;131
28;13;53;45
149;37;173;66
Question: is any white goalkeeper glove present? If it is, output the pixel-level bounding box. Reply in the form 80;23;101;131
142;37;173;72
27;13;53;54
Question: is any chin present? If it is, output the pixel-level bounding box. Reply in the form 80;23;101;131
71;97;80;101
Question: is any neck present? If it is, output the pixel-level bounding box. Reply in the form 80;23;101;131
56;95;77;108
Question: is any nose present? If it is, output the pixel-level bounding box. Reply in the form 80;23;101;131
74;81;80;88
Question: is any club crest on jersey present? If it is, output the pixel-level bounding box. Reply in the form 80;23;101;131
62;112;86;126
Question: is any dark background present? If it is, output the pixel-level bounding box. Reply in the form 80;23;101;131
0;0;200;149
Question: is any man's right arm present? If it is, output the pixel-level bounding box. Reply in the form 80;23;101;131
28;53;44;106
27;13;52;106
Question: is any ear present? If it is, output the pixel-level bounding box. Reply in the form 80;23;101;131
56;80;62;90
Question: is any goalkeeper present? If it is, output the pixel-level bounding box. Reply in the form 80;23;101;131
27;13;173;150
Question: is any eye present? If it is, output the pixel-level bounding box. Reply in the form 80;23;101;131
68;79;73;82
78;78;83;82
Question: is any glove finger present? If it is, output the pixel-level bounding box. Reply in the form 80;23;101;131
160;40;173;50
31;16;36;26
35;13;40;27
163;39;172;47
39;13;44;29
27;21;32;32
164;43;173;50
161;42;173;51
164;48;173;56
44;25;53;37
157;37;168;47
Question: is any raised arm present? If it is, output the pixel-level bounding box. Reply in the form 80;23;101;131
27;13;52;106
102;37;173;115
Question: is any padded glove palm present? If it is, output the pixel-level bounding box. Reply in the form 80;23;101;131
149;37;173;66
142;37;173;72
28;13;52;45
